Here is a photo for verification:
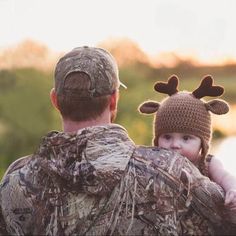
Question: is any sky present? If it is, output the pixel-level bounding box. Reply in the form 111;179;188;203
1;0;236;64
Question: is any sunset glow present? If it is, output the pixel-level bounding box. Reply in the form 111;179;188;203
1;0;236;65
212;105;236;136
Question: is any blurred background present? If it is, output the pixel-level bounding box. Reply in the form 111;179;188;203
0;0;236;178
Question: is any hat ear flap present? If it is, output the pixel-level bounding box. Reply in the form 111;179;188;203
138;101;160;114
205;99;229;115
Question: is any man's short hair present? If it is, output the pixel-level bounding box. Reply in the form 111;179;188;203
57;72;111;121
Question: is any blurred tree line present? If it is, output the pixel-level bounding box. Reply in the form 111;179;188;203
0;69;60;176
0;50;236;178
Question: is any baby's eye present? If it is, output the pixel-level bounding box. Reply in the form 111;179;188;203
183;135;191;141
163;134;171;140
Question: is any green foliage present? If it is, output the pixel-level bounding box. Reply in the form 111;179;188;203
0;69;61;173
212;129;226;140
117;66;159;145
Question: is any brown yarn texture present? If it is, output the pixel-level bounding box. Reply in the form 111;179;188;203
139;75;229;165
153;92;211;159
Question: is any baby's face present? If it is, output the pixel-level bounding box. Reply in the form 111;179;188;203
158;132;201;164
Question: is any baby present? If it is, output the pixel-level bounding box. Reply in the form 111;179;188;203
139;75;236;210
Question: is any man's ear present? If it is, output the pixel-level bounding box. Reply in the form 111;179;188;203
50;88;59;110
110;91;119;111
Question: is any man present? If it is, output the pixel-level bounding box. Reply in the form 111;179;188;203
0;46;234;235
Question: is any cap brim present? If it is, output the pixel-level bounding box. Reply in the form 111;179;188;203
119;81;127;89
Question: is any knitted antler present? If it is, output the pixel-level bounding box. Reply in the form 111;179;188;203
192;75;224;99
154;75;179;96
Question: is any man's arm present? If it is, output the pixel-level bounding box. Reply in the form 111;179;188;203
1;155;32;181
0;155;33;235
0;189;9;235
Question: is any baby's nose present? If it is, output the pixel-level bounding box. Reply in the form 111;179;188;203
170;139;181;149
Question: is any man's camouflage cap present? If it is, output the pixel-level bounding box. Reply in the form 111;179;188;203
54;46;126;97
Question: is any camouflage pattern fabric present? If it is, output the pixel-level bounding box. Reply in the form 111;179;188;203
0;124;235;235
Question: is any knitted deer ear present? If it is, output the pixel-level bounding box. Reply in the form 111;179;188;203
154;75;179;96
138;101;160;114
205;99;229;115
192;75;224;99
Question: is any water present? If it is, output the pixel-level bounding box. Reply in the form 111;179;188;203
214;136;236;176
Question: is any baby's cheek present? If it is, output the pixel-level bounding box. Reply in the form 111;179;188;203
158;140;168;149
186;151;199;163
159;143;167;148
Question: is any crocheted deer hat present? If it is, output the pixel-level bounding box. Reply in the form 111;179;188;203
138;75;229;159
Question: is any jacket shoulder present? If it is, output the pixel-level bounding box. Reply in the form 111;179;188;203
1;155;32;180
134;145;162;157
133;145;180;166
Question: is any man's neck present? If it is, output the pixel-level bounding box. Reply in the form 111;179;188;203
62;113;111;133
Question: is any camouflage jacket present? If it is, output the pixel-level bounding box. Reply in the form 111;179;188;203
0;124;234;235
